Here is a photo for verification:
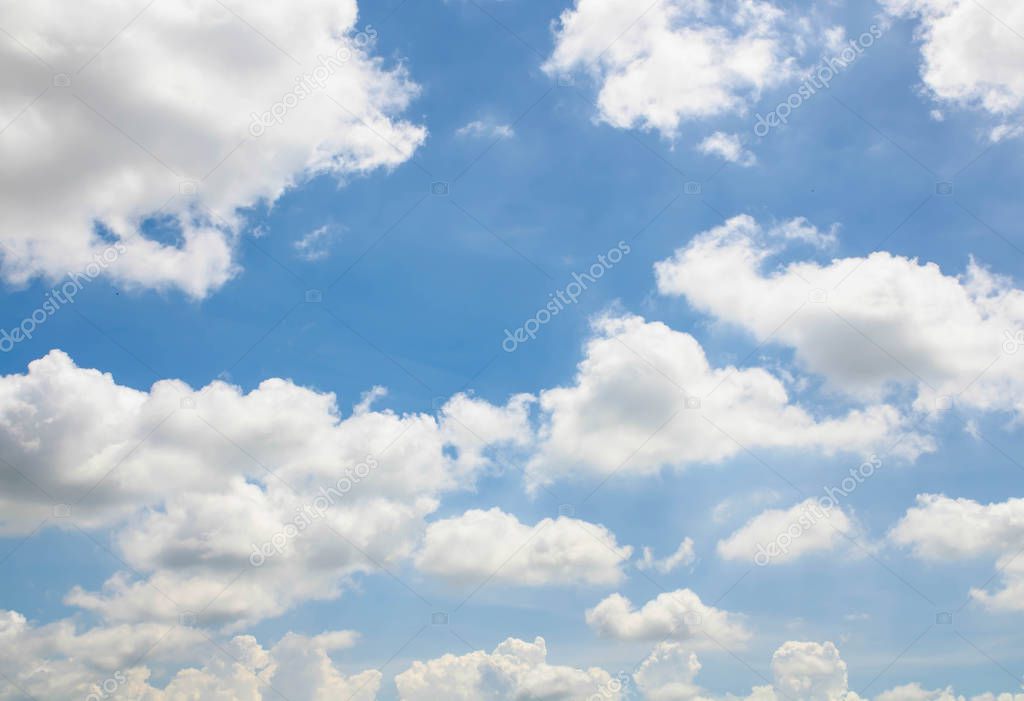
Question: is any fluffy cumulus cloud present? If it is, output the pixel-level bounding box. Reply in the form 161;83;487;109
633;642;706;701
889;494;1024;611
717;498;857;566
881;0;1024;125
633;639;854;701
543;0;796;138
394;636;623;701
0;611;380;701
525;313;928;489
0;350;529;627
0;0;425;297
414;507;631;586
585;588;751;648
634;639;1022;701
770;641;853;701
655;214;1024;416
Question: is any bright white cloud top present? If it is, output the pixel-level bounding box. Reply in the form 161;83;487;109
655;214;1024;416
0;0;425;297
543;0;796;137
882;0;1024;124
585;588;752;647
415;507;632;586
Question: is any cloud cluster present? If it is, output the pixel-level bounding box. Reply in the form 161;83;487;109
655;214;1024;416
0;0;425;297
0;611;380;701
7;615;1021;701
0;350;528;627
635;638;1024;701
544;0;796;138
3;338;918;633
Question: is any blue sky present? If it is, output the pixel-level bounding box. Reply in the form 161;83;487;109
0;0;1023;699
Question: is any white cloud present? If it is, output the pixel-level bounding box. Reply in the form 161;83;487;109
635;639;1021;701
585;588;751;647
638;537;697;574
394;636;622;701
543;0;796;138
889;494;1024;611
293;224;342;261
0;611;380;701
697;131;757;166
0;350;528;627
655;214;1024;416
455;119;514;139
525;313;929;489
414;507;631;586
717;498;857;566
770;641;854;701
0;0;425;298
881;0;1024;118
876;684;961;701
633;641;706;701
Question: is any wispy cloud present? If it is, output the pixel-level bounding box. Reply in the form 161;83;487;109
293;224;342;262
456;119;514;139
